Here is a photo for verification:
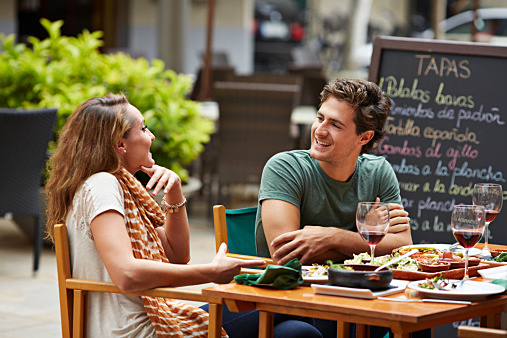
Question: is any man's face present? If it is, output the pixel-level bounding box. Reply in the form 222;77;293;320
310;96;368;168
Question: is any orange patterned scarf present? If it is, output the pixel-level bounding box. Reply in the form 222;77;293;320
113;168;228;337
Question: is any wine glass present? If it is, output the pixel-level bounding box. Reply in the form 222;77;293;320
356;202;390;264
451;205;485;280
472;183;503;257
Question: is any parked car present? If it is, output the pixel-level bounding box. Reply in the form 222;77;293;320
416;7;507;44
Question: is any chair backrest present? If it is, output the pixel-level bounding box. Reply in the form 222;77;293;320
458;326;507;338
54;223;224;338
54;223;76;338
213;205;258;257
0;108;57;216
213;80;300;201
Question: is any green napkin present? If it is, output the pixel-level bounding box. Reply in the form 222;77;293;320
234;258;303;290
490;279;507;293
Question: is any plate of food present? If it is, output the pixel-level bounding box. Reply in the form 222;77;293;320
302;264;329;284
482;250;507;266
343;246;489;280
407;277;505;301
399;244;481;257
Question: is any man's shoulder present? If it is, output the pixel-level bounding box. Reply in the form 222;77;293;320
359;153;388;163
267;149;313;167
271;149;311;160
358;153;392;165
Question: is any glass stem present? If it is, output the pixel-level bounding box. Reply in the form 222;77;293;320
370;245;375;264
464;249;469;279
484;222;490;250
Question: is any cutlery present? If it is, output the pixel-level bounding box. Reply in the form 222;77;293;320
377;297;472;305
374;249;419;272
451;276;478;288
446;242;461;251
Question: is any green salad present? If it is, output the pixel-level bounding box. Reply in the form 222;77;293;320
344;252;420;271
483;252;507;263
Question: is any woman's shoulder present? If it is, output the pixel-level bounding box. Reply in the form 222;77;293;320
85;172;120;187
79;172;123;199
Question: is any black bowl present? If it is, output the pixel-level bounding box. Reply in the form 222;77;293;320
328;264;393;290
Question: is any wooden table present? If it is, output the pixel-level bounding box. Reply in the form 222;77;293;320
203;243;507;338
203;283;506;338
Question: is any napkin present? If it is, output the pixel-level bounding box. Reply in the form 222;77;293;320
234;258;303;290
479;265;507;280
490;279;507;294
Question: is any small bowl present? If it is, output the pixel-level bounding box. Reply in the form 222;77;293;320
449;258;480;269
491;249;507;257
328;264;393;290
419;261;451;272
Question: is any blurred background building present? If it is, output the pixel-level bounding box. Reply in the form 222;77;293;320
1;0;507;82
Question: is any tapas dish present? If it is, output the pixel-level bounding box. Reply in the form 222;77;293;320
343;244;488;280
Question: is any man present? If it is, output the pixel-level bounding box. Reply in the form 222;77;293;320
255;78;413;265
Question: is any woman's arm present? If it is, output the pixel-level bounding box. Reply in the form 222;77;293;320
143;165;190;263
91;210;265;291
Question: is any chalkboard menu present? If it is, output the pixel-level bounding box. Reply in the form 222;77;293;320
369;37;507;245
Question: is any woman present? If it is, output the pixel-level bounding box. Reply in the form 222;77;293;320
45;94;322;337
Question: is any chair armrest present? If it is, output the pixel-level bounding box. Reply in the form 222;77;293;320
458;325;507;338
226;253;274;267
65;278;223;304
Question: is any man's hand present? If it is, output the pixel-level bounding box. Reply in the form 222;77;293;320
387;202;410;233
271;226;344;265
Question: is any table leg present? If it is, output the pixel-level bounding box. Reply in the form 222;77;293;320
392;334;410;338
258;311;274;338
208;303;223;338
337;321;350;338
482;312;502;329
356;324;367;338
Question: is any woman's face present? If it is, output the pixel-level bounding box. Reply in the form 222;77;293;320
120;104;155;174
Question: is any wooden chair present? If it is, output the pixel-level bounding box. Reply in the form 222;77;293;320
458;326;507;338
0;108;57;274
54;223;224;338
213;205;274;268
213;205;350;334
212;78;301;205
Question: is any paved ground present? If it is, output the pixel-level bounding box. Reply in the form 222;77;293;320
0;196;248;338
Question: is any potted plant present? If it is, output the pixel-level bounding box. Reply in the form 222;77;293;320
0;19;213;237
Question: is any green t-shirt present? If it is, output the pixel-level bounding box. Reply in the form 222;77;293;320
255;150;401;258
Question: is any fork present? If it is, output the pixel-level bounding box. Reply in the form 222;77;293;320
452;277;476;288
446;242;461;252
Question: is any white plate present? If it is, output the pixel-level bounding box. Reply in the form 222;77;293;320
302;265;328;284
407;280;505;301
399;244;481;257
479;266;507;279
312;279;409;299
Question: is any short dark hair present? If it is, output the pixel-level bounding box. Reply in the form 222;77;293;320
320;78;391;154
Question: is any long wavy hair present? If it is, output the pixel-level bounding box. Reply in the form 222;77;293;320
45;94;134;241
320;78;391;154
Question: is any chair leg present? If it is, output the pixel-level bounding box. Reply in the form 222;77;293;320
33;215;42;274
73;290;87;338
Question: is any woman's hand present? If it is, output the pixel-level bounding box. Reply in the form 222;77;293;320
210;243;266;284
141;164;182;197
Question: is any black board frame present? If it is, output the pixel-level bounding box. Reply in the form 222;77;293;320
368;36;507;245
368;36;507;338
369;36;507;83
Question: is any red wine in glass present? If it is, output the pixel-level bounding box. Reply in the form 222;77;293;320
472;183;503;257
359;230;386;246
356;202;390;264
485;210;500;223
451;205;485;280
453;230;483;249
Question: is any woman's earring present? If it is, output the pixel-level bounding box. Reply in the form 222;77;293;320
123;149;126;153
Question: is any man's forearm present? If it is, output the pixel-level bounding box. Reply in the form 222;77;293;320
303;249;348;265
